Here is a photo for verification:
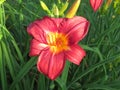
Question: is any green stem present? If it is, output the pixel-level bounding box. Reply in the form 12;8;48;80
61;60;70;84
56;78;67;90
56;61;71;90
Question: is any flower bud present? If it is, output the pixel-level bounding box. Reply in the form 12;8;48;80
90;0;103;12
52;4;59;17
104;0;112;10
0;0;5;5
59;2;69;16
40;0;51;14
66;0;81;18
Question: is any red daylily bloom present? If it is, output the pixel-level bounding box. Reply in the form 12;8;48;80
27;16;90;80
90;0;103;12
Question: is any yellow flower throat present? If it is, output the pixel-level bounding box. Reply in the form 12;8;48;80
46;32;69;53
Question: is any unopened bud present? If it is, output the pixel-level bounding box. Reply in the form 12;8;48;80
90;0;103;12
0;0;5;5
105;0;112;10
52;4;59;17
40;0;51;14
59;2;69;16
66;0;81;18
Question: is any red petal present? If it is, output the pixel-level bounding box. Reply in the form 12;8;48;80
90;0;103;12
62;16;89;44
65;45;86;65
27;20;46;43
29;39;48;56
27;16;58;41
51;18;63;28
34;16;58;33
37;50;65;80
48;53;65;79
59;16;87;33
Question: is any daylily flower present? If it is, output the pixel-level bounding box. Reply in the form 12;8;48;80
27;16;90;80
90;0;103;12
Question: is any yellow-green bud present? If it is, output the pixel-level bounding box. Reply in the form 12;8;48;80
0;0;5;5
66;0;81;18
40;0;50;13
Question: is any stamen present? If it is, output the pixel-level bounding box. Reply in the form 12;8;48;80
46;32;69;53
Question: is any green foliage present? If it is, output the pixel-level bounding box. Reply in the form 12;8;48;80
0;0;120;90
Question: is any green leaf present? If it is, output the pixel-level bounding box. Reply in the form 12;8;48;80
61;60;70;84
1;41;15;78
9;57;37;90
0;42;8;90
86;84;117;90
55;78;67;90
67;53;120;89
38;74;46;90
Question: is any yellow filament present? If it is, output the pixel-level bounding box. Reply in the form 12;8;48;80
46;32;69;53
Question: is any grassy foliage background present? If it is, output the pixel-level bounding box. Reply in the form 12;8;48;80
0;0;120;90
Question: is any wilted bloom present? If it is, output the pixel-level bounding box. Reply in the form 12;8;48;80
27;16;89;80
90;0;103;12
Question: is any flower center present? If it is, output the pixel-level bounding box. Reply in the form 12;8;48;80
46;32;69;53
